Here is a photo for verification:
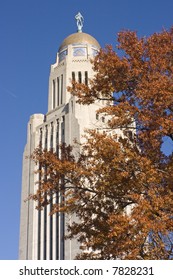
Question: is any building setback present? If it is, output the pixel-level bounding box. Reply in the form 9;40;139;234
19;16;111;260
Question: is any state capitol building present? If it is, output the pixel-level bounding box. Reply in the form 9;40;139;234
19;13;108;260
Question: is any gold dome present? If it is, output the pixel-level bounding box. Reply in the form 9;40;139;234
59;32;100;51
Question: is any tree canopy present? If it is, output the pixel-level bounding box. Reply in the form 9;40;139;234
30;27;173;259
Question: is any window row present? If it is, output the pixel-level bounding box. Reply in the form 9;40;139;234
39;117;65;151
58;47;98;63
72;71;88;85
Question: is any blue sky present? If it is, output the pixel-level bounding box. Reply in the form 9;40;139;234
0;0;172;260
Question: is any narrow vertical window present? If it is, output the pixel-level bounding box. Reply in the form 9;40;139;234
43;154;48;259
56;119;59;157
78;71;82;83
43;200;47;259
37;208;41;259
56;194;59;260
38;128;42;260
50;122;53;151
72;72;75;82
52;80;56;109
61;116;65;143
61;74;63;104
60;210;65;259
72;72;75;90
57;77;59;107
49;123;53;260
55;118;60;259
49;200;53;260
39;128;43;147
45;125;48;150
85;71;88;85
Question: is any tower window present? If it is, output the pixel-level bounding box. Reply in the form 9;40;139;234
72;72;75;82
52;80;56;109
50;122;53;151
61;74;63;104
61;116;65;143
85;71;88;86
39;128;43;147
56;120;59;157
72;72;75;89
73;47;86;56
59;49;67;62
71;100;73;113
45;125;48;150
57;77;60;106
92;48;98;57
78;72;82;83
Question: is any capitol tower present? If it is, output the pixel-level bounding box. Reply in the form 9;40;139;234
19;14;105;260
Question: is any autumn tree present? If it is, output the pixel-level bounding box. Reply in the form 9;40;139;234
30;27;173;259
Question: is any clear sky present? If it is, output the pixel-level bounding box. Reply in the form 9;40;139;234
0;0;172;260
